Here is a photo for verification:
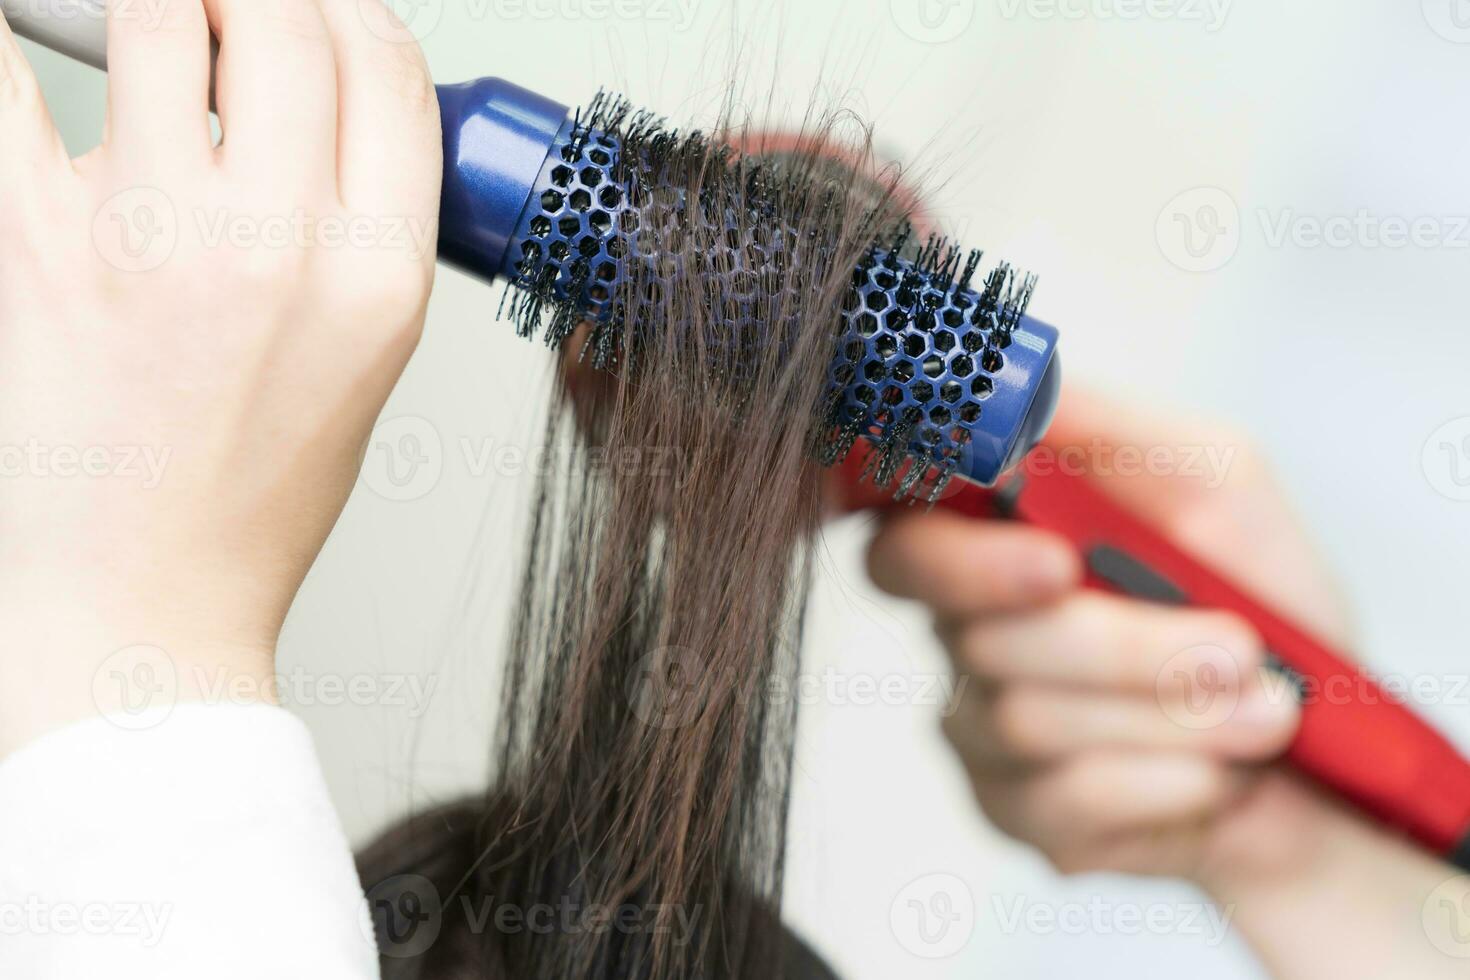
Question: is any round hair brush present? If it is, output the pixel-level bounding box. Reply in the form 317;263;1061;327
436;79;1061;492
12;11;1470;870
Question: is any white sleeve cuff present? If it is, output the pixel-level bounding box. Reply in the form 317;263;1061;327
0;702;380;979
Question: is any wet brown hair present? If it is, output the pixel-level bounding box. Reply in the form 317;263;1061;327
358;93;912;980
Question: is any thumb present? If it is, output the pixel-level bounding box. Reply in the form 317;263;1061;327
1034;385;1255;515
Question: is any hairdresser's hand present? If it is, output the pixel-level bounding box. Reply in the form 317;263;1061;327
867;390;1468;978
0;3;440;754
869;389;1345;883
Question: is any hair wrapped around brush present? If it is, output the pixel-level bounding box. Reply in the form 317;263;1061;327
357;89;1013;980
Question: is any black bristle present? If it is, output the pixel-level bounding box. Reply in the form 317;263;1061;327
886;227;910;263
955;249;983;296
496;90;1039;505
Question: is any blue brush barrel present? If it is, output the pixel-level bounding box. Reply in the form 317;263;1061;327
436;77;1060;487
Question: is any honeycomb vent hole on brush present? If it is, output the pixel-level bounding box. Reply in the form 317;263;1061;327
497;91;1046;500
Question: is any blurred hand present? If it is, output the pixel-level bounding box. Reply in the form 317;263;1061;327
865;388;1470;978
0;1;440;752
866;388;1356;892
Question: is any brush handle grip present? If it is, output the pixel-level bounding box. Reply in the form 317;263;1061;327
936;466;1470;868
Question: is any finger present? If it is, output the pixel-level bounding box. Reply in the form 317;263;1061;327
1036;388;1350;647
945;680;1299;769
315;0;441;219
0;10;68;178
1045;386;1224;462
202;0;337;191
942;592;1264;691
105;0;212;163
1039;386;1250;504
971;752;1247;848
1043;822;1219;878
867;509;1081;617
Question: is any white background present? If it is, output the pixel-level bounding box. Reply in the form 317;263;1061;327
23;1;1470;976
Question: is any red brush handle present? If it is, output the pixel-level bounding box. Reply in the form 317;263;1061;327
840;455;1470;866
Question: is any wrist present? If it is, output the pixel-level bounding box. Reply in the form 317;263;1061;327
1197;774;1468;978
0;605;278;758
1192;773;1345;903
